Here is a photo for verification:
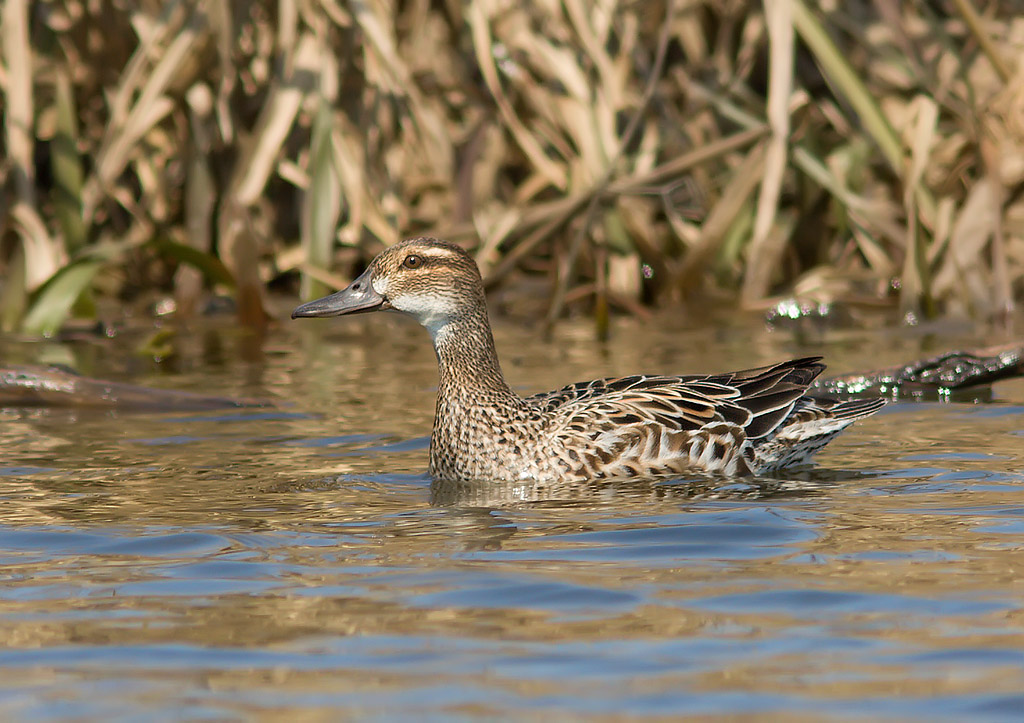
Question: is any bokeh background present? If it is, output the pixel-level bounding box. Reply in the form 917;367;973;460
2;0;1023;336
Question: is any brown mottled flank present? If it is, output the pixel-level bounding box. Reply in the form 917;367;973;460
293;238;885;483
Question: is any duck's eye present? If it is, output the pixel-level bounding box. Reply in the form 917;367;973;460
403;255;423;269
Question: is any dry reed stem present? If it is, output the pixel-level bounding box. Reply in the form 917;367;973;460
543;0;677;331
742;0;794;304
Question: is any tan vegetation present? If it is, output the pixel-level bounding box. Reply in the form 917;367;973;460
1;0;1023;336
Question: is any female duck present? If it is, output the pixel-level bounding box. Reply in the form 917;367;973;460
293;238;884;482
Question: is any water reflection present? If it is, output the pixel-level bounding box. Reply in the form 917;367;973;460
429;474;831;508
1;318;1024;718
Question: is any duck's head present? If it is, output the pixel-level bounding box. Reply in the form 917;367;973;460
291;237;486;340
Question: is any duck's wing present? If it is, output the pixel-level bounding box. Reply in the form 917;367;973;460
529;357;827;441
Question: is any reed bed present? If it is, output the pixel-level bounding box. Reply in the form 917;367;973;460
1;0;1022;336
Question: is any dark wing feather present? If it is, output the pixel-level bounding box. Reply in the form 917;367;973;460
529;357;830;440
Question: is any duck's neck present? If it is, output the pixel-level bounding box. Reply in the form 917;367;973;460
426;307;547;482
431;308;519;406
428;308;532;481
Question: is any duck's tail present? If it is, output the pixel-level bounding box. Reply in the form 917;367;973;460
751;396;885;473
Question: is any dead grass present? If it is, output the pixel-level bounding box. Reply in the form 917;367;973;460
1;0;1022;335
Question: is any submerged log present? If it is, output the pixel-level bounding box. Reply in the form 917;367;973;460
0;342;1021;410
815;343;1024;399
0;365;269;410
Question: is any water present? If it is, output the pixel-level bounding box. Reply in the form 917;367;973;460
2;313;1024;720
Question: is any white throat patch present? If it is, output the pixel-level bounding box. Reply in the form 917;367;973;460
390;293;457;341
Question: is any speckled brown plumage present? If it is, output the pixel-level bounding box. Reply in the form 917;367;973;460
293;238;885;483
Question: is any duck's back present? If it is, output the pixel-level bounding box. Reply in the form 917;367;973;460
526;357;883;478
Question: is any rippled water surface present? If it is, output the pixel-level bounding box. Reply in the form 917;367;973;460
2;314;1024;720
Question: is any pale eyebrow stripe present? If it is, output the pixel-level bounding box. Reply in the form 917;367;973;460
417;249;456;258
411;251;461;264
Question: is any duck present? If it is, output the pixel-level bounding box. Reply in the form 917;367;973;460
292;237;884;483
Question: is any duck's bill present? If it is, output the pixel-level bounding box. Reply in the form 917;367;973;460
291;268;385;318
